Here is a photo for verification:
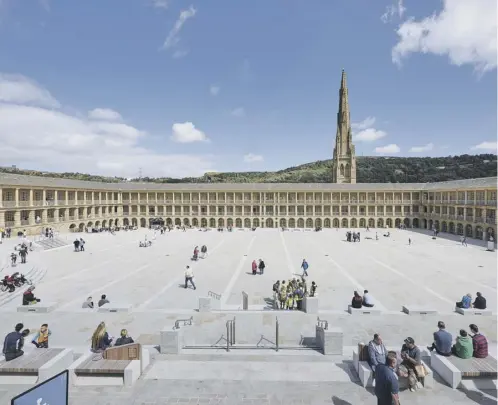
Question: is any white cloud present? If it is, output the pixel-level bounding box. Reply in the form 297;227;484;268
381;0;406;23
231;107;245;118
409;142;434;153
392;0;497;74
171;122;209;143
471;141;497;151
0;74;214;178
0;73;60;108
375;144;401;154
162;5;197;51
209;85;220;96
151;0;169;9
88;108;122;121
353;128;387;142
243;153;263;163
351;116;376;130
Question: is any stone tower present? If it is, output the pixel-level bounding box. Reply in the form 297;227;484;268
332;69;357;184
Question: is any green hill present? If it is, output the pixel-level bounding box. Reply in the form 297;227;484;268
1;154;496;184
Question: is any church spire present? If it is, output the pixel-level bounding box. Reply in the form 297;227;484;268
332;69;356;184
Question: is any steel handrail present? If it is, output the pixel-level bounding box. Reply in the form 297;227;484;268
173;316;193;330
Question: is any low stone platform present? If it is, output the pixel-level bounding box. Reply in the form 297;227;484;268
348;306;382;315
97;304;132;313
17;302;57;313
455;307;492;316
402;305;438;315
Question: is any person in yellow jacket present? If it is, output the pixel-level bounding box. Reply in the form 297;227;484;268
279;281;287;310
286;284;294;310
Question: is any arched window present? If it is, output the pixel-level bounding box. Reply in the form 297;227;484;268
340;164;344;176
345;163;350;177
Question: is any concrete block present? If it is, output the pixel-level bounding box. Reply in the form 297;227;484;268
140;346;150;373
97;304;132;313
316;326;343;355
124;360;141;387
198;297;212;312
487;241;495;252
348;306;382;315
431;352;461;389
455;307;492;316
402;305;438;315
17;302;57;313
160;328;182;354
38;348;74;383
68;354;93;386
242;291;248;310
359;361;374;387
303;297;318;314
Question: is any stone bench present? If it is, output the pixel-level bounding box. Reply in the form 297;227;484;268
402;305;438;315
303;297;318;314
0;348;73;385
431;352;497;389
348;306;382;316
69;344;149;387
353;346;433;389
455;307;492;316
316;326;342;355
17;302;57;313
97;304;132;313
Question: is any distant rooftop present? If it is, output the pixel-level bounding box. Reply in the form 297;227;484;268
0;172;496;192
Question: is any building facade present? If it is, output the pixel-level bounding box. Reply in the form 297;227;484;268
0;174;496;240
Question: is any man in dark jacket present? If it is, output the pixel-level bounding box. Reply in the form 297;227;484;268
3;323;26;361
473;292;487;310
114;329;134;346
258;259;265;275
22;287;40;306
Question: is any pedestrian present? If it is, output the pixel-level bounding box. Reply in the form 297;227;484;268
251;260;257;275
408;238;411;246
374;354;400;405
184;266;196;290
79;238;85;251
301;259;309;277
258;259;265;275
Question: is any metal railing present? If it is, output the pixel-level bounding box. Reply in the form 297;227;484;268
173;316;193;330
226;317;236;352
208;291;221;300
275;317;279;352
317;317;329;330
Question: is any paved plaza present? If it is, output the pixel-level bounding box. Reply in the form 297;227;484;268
0;228;496;404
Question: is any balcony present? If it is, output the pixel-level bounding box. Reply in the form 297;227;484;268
5;221;15;227
18;201;31;207
21;220;30;226
130;200;139;204
122;200;130;204
486;217;497;225
47;218;56;223
1;201;16;208
68;216;76;221
486;200;497;207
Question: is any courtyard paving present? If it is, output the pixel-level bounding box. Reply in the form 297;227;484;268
0;227;496;404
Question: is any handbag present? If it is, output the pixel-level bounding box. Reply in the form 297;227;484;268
414;364;427;378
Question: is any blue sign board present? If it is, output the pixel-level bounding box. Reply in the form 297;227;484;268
11;370;68;405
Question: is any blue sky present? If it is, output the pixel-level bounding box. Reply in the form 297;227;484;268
0;0;496;178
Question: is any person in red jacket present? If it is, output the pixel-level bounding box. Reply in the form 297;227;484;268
251;260;257;275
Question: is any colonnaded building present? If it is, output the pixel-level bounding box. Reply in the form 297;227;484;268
0;71;496;240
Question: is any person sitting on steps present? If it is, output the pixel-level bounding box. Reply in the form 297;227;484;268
472;292;487;310
31;324;51;348
98;294;110;307
451;329;473;359
362;290;374;307
351;291;363;309
114;329;134;346
456;293;472;309
90;322;113;353
82;296;94;309
2;323;29;361
427;321;452;356
22;286;40;306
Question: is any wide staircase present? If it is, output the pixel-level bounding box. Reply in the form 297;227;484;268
0;265;47;307
35;236;71;250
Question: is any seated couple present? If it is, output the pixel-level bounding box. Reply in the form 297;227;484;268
427;321;488;359
82;294;110;309
456;292;486;310
368;334;427;392
22;286;40;306
139;240;152;247
351;290;375;308
90;322;134;353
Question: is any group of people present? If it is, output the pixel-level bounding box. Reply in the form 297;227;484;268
351;290;375;308
2;323;51;361
73;238;86;252
41;227;55;239
90;322;134;352
192;245;208;260
82;294;110;308
346;231;361;242
10;242;29;265
272;277;317;310
251;259;266;275
456;292;487;310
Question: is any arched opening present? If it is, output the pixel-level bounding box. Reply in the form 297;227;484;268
306;218;313;228
421;218;426;229
465;224;473;237
428;220;433;230
386;218;392;228
102;220;107;227
78;223;85;231
235;218;242;227
441;221;447;232
266;218;274;228
368;218;375;228
345;163;350;178
449;222;455;234
315;218;322;228
359;218;366;228
486;227;495;240
341;218;348;228
166;218;172;225
227;218;234;227
395;218;401;228
377;218;384;228
333;218;339;228
95;221;101;227
244;218;251;228
140;218;147;227
218;218;225;227
69;223;76;231
475;226;483;239
340;164;344;176
456;223;464;236
174;218;181;226
201;218;207;227
183;218;189;226
403;218;410;228
279;218;287;228
297;218;305;228
115;219;120;226
209;218;216;228
324;218;331;228
350;218;357;228
434;220;440;231
253;218;260;228
192;218;199;227
288;218;296;228
87;221;93;228
412;218;419;228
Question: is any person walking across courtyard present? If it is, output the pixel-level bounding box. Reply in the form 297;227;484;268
184;266;196;290
258;259;265;275
301;259;309;277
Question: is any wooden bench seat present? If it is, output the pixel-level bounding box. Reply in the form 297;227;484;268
431;352;497;389
75;357;131;374
0;348;73;385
